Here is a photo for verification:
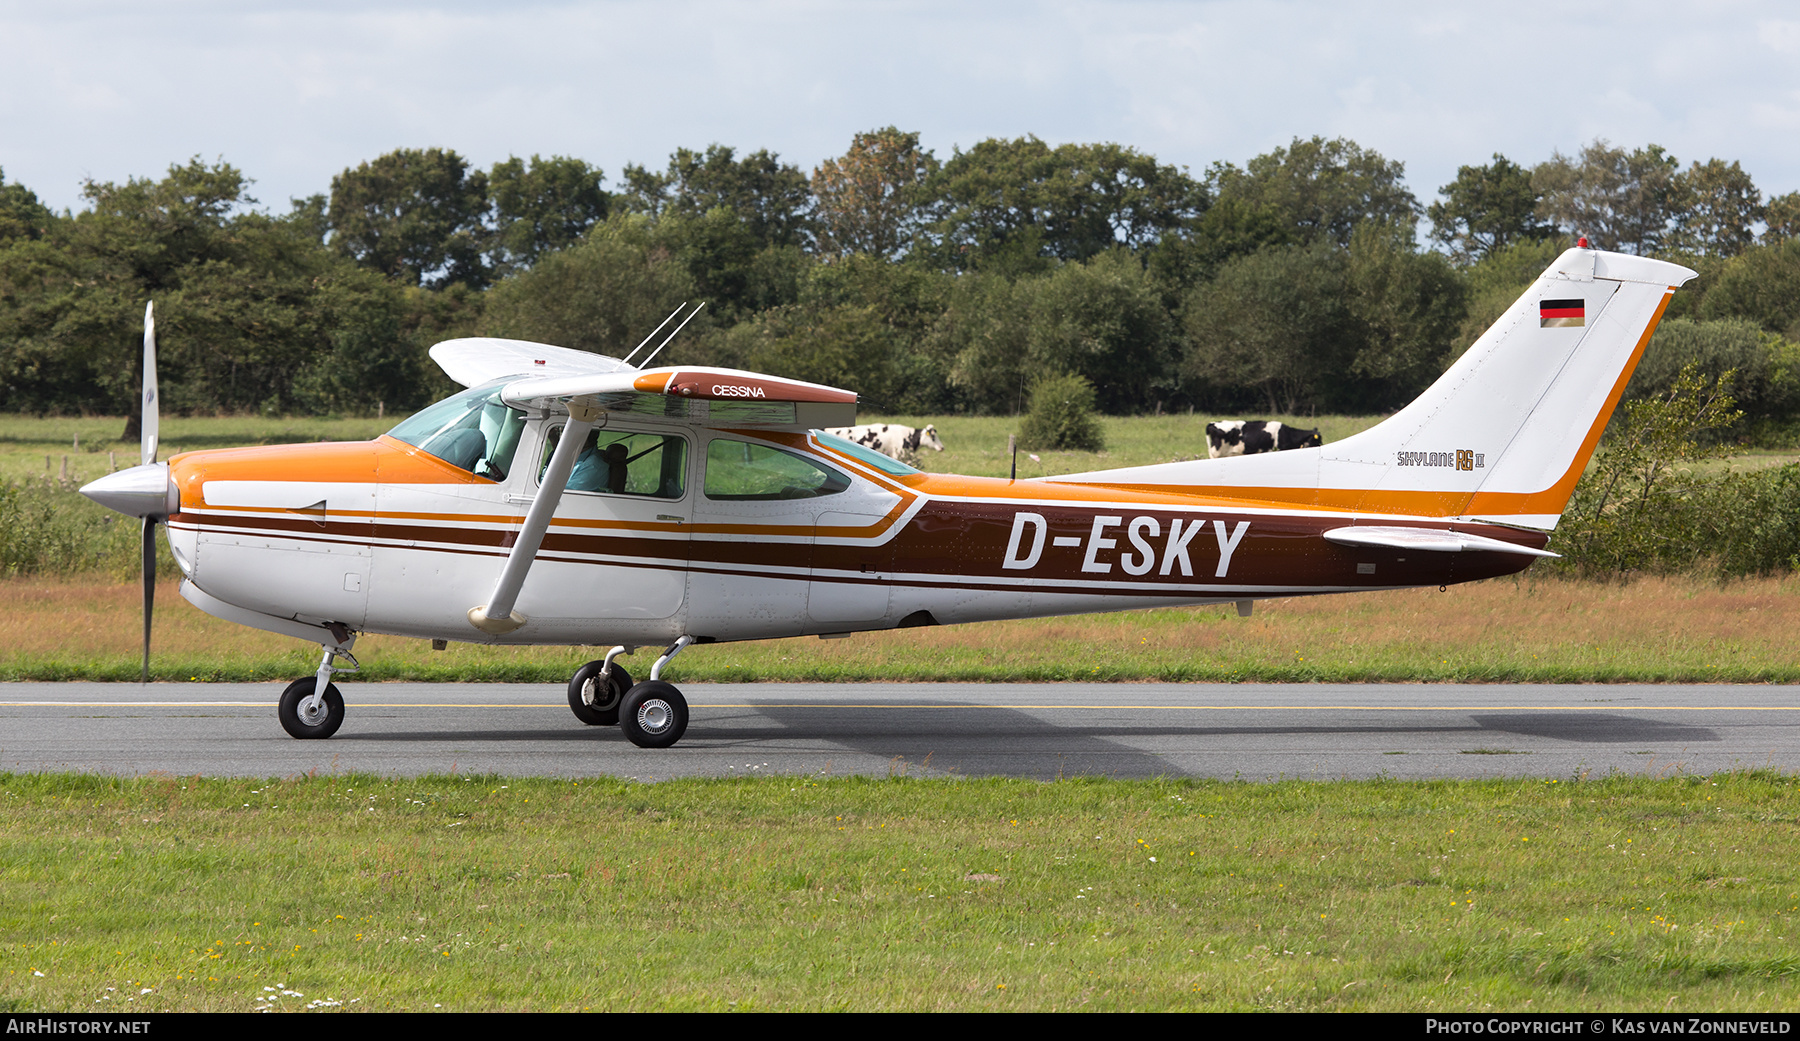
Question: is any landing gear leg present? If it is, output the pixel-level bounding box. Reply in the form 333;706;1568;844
568;645;634;726
620;636;695;749
279;635;357;740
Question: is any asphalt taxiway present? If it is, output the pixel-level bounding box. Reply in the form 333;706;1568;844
3;682;1796;780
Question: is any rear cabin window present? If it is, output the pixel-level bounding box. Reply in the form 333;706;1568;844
539;426;688;499
704;438;849;501
387;384;526;481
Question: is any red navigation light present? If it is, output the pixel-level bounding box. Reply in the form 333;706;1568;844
1577;236;1590;249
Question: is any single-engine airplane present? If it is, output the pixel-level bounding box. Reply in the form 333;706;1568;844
80;244;1694;748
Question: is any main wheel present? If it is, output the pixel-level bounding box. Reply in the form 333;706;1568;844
619;681;688;749
278;678;345;740
567;660;632;726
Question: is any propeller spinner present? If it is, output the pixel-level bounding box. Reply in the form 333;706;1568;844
78;302;177;681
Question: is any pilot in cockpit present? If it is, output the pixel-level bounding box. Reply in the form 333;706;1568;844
569;440;630;494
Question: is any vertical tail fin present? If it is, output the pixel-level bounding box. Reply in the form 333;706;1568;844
1057;246;1696;528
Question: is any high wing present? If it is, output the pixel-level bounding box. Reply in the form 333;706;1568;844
430;337;858;429
430;337;638;386
432;337;859;634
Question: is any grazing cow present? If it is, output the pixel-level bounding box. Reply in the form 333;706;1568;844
824;423;945;462
1205;420;1322;459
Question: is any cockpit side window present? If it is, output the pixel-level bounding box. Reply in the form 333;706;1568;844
539;426;688;499
704;438;850;500
387;384;527;481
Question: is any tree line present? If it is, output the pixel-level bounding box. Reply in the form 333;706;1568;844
2;132;1798;430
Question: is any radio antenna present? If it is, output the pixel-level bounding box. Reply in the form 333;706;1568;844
621;306;686;368
637;302;706;369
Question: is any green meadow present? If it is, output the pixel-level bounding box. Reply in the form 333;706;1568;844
3;772;1797;1012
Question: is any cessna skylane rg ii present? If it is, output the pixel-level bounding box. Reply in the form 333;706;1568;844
80;244;1694;749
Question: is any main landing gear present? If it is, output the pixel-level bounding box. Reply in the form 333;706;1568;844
567;648;633;727
566;636;697;748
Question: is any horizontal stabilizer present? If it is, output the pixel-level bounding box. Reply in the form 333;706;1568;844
1322;525;1558;558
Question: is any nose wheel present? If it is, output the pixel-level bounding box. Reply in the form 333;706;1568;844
278;677;345;739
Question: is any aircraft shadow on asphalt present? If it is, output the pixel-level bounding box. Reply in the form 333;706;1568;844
319;704;1719;781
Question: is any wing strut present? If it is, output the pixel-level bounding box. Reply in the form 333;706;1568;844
467;396;602;635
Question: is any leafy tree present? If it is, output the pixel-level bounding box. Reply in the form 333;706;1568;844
1627;317;1800;440
660;207;810;322
1532;140;1681;254
617;145;814;320
918;137;1207;272
328;147;491;289
71;158;257;290
782;253;955;411
480;212;697;358
1343;222;1466;404
1208;136;1419;248
1698;238;1800;339
728;302;907;411
1762;191;1800;244
1180;242;1352;414
937;252;1176;414
1144;195;1294;294
619;145;811;249
488;155;608;274
1427;154;1550;263
811;127;938;259
1668;158;1764;257
0;157;435;421
0;168;56;243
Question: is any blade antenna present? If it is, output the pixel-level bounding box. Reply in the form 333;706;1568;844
620;306;687;368
637;302;705;369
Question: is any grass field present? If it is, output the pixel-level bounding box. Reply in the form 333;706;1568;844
3;771;1797;1012
7;572;1799;684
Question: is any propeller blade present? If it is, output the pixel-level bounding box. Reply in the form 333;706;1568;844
141;516;155;683
141;302;159;467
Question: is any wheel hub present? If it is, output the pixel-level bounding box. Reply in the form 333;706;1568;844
298;696;328;726
637;699;671;735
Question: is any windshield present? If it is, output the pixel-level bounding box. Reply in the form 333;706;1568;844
812;430;921;476
387;384;527;481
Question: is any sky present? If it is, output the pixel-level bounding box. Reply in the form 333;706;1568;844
3;0;1798;222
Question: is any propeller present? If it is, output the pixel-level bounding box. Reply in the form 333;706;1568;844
140;302;157;683
79;302;174;682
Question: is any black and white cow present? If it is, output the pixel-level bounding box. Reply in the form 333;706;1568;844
1205;420;1323;459
825;423;946;462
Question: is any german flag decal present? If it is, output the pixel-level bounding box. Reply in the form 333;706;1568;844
1540;298;1586;328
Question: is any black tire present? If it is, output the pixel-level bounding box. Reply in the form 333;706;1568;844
278;677;345;740
567;659;632;727
619;681;688;749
